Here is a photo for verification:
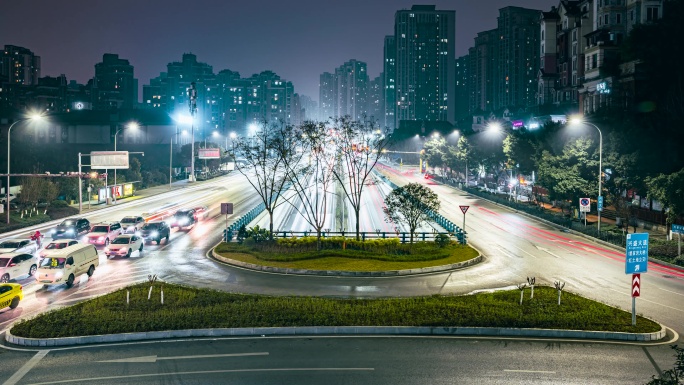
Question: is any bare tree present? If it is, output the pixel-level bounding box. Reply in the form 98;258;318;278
282;121;335;250
232;120;297;236
330;116;390;240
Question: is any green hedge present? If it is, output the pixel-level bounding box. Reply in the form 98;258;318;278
10;283;661;339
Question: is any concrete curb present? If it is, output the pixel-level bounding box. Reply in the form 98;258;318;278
5;324;667;347
210;248;484;277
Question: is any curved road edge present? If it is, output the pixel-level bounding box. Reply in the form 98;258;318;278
209;244;484;277
4;323;670;348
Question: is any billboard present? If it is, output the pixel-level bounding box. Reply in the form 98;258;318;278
198;148;221;159
91;151;129;169
123;183;134;197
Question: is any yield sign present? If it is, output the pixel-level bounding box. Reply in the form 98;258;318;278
459;205;469;214
632;274;641;297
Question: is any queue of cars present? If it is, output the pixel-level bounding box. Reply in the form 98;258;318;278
0;205;211;310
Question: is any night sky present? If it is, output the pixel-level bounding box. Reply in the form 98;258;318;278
2;0;556;102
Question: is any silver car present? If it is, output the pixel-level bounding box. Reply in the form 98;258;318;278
0;239;38;255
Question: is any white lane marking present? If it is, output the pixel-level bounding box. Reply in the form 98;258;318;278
2;349;49;385
509;245;538;259
24;367;375;385
654;286;684;297
503;369;556;374
607;287;684;313
97;352;269;363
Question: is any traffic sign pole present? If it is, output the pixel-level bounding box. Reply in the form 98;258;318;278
631;273;640;326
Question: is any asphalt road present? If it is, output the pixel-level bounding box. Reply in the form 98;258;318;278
0;337;677;384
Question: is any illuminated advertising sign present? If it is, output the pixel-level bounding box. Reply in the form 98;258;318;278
512;120;524;128
123;183;133;197
198;148;221;159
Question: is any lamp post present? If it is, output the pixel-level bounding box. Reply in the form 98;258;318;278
113;122;138;204
6;114;43;224
169;129;188;190
188;82;198;182
570;117;603;232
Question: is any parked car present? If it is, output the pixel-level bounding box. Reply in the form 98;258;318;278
39;239;79;259
0;194;16;203
169;209;196;230
104;235;143;258
51;218;91;240
120;216;145;233
0;253;38;283
138;221;170;244
0;239;38;255
86;222;123;246
0;283;23;310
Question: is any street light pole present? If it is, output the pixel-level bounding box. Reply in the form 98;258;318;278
188;82;198;182
6;115;42;224
585;122;603;232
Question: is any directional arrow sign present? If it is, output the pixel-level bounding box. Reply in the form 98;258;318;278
97;352;268;363
632;274;640;297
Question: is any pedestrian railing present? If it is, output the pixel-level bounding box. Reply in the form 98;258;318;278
271;231;454;244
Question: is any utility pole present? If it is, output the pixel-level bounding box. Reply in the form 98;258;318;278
188;82;198;182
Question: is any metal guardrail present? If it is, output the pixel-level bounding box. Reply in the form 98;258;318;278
271;231;451;244
374;171;466;244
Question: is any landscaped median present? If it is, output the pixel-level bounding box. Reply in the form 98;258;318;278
212;237;481;276
7;282;664;346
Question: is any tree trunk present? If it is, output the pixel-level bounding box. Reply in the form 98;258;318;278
316;230;322;251
268;211;275;239
355;207;361;241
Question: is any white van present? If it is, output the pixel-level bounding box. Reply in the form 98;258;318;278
36;244;99;288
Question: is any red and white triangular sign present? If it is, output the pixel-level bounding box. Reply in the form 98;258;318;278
459;205;469;214
632;274;640;297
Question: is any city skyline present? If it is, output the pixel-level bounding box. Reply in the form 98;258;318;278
1;0;556;102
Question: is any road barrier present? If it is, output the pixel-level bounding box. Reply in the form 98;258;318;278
374;170;467;244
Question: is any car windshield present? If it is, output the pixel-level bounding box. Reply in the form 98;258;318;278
45;243;67;250
111;237;131;245
40;257;65;268
91;226;109;232
0;258;10;268
0;242;20;249
176;211;192;217
60;220;75;226
121;217;136;223
142;223;161;229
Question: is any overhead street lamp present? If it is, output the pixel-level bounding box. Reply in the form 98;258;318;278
569;116;603;232
113;121;138;204
6;113;44;224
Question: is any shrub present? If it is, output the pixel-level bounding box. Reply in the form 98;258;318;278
50;200;69;208
434;234;450;248
246;225;271;242
236;224;248;244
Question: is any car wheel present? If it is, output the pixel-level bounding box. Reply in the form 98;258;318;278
0;274;9;283
156;238;160;245
9;297;19;309
28;264;37;276
87;265;95;277
165;235;170;243
126;249;132;258
104;238;110;247
139;243;143;252
65;274;75;288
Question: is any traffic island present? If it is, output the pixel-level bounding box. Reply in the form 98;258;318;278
211;238;482;276
6;283;665;347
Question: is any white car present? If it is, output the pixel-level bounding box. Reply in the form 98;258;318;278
0;253;38;283
104;235;143;258
39;239;79;259
0;239;38;255
120;216;145;233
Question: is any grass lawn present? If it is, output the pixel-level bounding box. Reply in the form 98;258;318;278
10;283;661;339
214;241;480;271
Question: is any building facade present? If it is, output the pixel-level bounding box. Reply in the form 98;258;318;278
91;53;137;110
393;5;456;128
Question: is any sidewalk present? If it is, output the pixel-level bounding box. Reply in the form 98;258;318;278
73;180;190;214
537;202;669;241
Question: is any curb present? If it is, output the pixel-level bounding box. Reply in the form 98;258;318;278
210;248;484;277
5;324;667;347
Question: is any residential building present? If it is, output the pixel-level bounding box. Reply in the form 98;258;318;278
454;55;469;121
468;29;498;115
1;45;40;86
368;74;384;125
383;35;396;131
318;60;369;121
92;53;137;110
318;72;334;121
393;5;456;128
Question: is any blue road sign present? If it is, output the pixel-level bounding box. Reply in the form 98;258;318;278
598;196;604;212
625;233;649;274
672;224;684;235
